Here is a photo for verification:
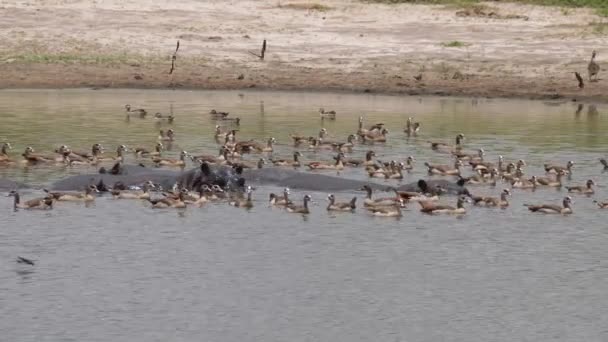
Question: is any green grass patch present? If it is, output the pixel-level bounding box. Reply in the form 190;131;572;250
365;0;608;15
441;40;469;48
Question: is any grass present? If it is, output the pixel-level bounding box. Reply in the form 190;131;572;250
441;40;469;48
0;52;169;65
588;21;608;34
365;0;608;16
278;2;332;11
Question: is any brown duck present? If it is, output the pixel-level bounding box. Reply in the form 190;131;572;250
525;196;573;215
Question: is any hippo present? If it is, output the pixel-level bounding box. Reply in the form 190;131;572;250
46;162;469;197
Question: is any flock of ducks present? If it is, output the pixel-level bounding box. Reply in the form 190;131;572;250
2;103;608;218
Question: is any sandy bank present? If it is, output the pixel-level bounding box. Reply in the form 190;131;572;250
0;0;607;101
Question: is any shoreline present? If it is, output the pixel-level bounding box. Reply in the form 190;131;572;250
0;63;604;103
1;0;607;102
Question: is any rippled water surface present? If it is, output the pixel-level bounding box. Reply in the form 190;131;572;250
1;89;608;342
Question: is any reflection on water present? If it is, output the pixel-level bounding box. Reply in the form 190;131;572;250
1;89;608;342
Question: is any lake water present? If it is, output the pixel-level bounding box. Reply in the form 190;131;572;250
1;89;607;342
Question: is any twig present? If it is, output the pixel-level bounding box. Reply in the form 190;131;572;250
248;39;267;60
169;40;180;74
574;71;584;89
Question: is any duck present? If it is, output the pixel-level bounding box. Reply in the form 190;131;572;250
429;133;465;152
385;162;405;180
593;200;608;209
356;117;384;137
111;181;155;199
44;185;99;202
229;186;254;208
499;158;526;173
209;109;229;118
362;128;389;143
419;196;469;215
148;188;187;209
286;194;312;214
360;185;400;207
368;160;396;178
404;117;421;135
269;188;292;207
186;186;212;206
511;176;537;189
0;142;13;162
544;161;573;175
393;187;441;203
290;133;313;146
401;156;415;171
61;143;101;162
566;179;595;195
234;139;264;154
588;50;600;81
153;150;188;167
345;150;376;167
214;125;237;141
332;134;357;152
453;148;484;163
535;171;565;187
525;196;573;215
8;191;53;210
255;137;275;153
462;168;498;186
368;199;404;217
308;153;345;170
326;194;356;212
425;159;462;176
470;189;511;208
22;147;62;164
97;145;128;163
135;142;163;158
319;108;336;119
158;129;175;142
191;147;229;165
600;158;608;171
195;184;226;201
271;151;303;167
125;104;147;118
154;112;174;123
502;164;524;183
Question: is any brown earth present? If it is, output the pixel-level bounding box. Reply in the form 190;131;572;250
0;0;607;101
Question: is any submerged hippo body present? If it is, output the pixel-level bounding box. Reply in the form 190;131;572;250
0;178;26;191
48;163;469;195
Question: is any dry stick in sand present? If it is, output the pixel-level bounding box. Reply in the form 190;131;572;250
169;40;180;74
574;71;584;89
248;39;267;60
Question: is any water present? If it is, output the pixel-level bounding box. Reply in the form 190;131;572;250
1;89;607;342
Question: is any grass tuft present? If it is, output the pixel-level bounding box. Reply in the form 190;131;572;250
279;2;332;11
441;40;469;48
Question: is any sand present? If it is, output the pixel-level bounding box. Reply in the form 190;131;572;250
0;0;607;101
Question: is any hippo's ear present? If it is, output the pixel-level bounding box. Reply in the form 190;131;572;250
417;179;428;191
200;162;211;176
456;178;466;187
237;178;246;187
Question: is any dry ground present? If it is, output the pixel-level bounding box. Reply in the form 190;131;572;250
1;0;607;101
